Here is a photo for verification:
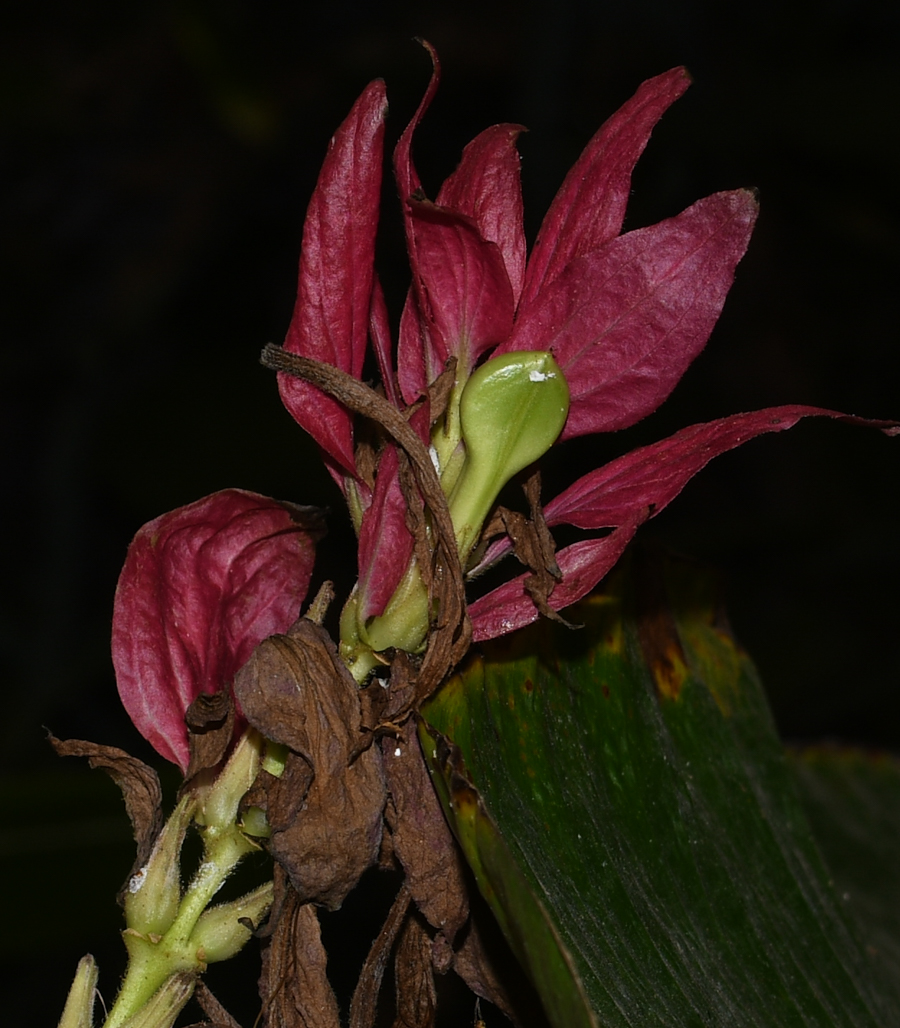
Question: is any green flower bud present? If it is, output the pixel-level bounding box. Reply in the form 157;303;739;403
188;881;274;965
450;351;569;561
337;351;569;676
125;796;193;938
57;954;98;1028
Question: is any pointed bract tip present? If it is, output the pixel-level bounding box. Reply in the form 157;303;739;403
413;37;440;67
674;65;693;85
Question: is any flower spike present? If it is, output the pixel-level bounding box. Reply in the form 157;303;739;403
265;50;896;672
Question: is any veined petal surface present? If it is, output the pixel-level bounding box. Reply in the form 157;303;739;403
112;489;320;770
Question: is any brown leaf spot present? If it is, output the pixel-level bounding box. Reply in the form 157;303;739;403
634;549;689;702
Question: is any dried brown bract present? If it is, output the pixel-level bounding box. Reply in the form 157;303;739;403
233;618;385;910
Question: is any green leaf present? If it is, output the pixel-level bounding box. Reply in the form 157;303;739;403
790;747;900;1011
422;552;898;1027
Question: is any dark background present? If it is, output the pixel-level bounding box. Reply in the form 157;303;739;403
2;0;898;1024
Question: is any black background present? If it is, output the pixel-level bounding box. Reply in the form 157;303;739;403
2;1;898;1023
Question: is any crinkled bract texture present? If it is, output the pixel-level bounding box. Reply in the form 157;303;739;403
278;79;388;483
112;489;321;770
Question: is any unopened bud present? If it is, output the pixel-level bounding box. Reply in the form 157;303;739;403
239;805;271;839
125;796;193;937
261;740;288;778
198;729;263;832
450;351;569;561
189;881;274;964
57;954;98;1028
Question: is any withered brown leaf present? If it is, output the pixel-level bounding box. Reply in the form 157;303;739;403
454;907;549;1028
382;723;468;949
392;912;436;1028
184;690;236;782
491;469;577;630
349;884;411;1028
425;357;458;426
49;735;162;873
259;346;471;700
359;650;418;734
233;618;385;909
259;867;342;1028
191;981;243;1028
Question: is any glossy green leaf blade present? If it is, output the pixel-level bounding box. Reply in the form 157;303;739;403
791;748;900;1010
422;723;598;1028
422;555;896;1027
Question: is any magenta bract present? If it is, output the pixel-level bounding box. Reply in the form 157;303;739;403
278;79;388;483
112;489;319;770
468;406;899;639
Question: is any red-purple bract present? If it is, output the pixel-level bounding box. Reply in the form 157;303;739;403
112;490;318;770
276;50;895;642
110;51;897;764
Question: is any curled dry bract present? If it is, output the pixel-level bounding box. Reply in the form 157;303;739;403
233;618;385;910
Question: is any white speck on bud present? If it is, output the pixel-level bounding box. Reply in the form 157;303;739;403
128;867;148;894
529;368;555;382
124;793;193;937
429;444;441;473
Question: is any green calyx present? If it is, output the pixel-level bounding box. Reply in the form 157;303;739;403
124;796;195;939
